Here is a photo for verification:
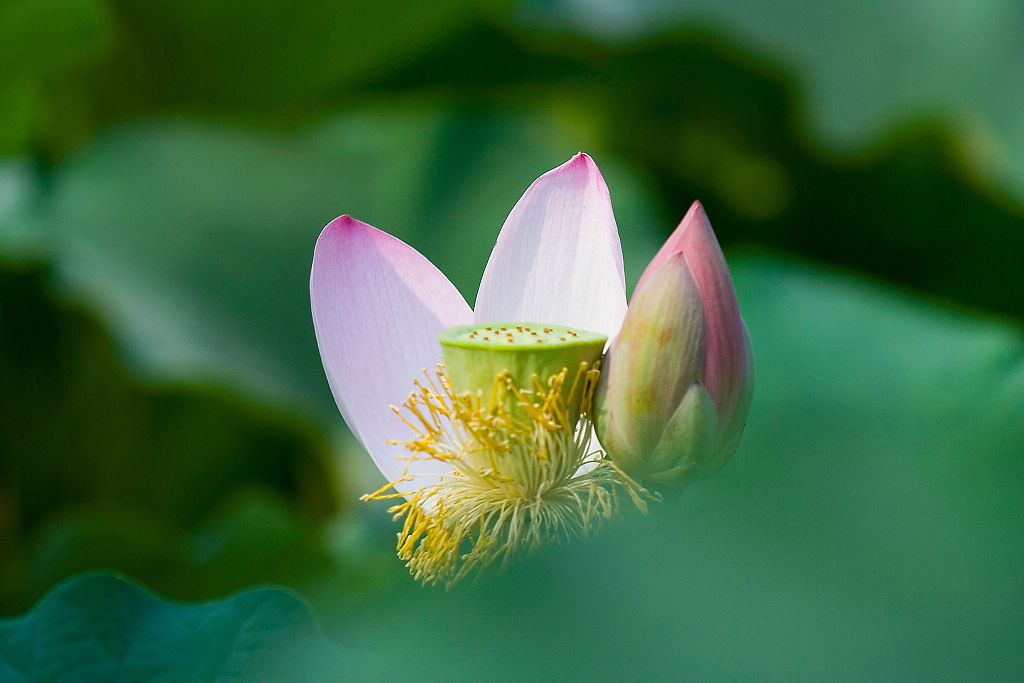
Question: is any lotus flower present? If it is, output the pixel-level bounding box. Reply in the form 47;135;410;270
311;156;753;586
310;154;649;586
595;202;754;486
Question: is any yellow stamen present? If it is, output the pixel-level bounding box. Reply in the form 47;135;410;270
362;361;653;588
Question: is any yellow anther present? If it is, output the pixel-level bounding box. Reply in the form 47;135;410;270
363;362;652;588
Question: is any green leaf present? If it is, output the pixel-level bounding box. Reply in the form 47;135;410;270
0;573;355;681
0;260;338;533
0;258;345;613
15;487;356;610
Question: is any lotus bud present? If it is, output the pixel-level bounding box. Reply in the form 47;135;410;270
595;202;753;486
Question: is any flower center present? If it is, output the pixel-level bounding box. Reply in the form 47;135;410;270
439;322;606;429
363;322;651;588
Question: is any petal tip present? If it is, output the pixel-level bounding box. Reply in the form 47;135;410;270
318;214;358;242
635;201;718;292
542;152;603;188
312;216;389;290
570;151;595;167
675;201;712;244
550;152;599;181
317;215;389;252
634;249;691;297
326;214;364;233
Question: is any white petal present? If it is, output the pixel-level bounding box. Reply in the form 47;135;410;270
310;216;472;492
474;153;627;339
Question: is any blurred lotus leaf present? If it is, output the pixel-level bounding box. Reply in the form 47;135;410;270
0;572;358;681
0;258;344;612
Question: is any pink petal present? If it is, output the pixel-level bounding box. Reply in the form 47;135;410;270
474;153;627;340
639;202;750;423
711;321;754;471
310;216;472;492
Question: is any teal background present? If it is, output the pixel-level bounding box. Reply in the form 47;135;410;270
0;0;1022;679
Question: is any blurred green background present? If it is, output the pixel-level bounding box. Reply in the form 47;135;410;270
1;0;1022;679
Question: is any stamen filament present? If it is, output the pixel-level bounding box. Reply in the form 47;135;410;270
363;361;654;588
